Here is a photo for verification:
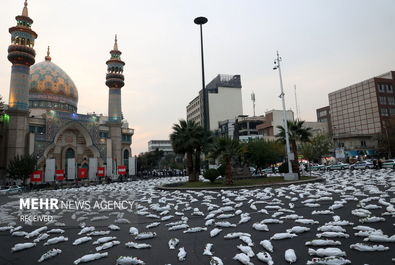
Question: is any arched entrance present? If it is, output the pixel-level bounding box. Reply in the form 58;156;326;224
65;147;75;179
123;149;129;168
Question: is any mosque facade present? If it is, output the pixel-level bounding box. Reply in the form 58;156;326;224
0;1;134;181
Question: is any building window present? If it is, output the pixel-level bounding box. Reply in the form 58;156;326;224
387;85;394;93
390;108;395;116
381;108;389;116
29;125;46;134
379;96;387;105
122;134;131;142
388;97;395;105
319;111;327;117
99;131;108;138
361;140;367;147
378;84;385;92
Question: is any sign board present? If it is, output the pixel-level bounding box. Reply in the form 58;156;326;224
97;167;105;177
128;156;136;176
31;170;43;182
89;158;98;181
336;148;346;159
45;159;55;182
67;158;76;180
78;168;88;179
118;165;127;175
55;170;65;181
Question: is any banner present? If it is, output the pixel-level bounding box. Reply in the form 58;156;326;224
118;165;127;175
55;170;65;181
335;148;345;159
67;158;76;180
89;158;98;181
106;158;113;177
97;167;105;177
31;170;43;182
78;168;88;179
129;156;136;176
45;159;55;182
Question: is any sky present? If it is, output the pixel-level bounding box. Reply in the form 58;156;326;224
1;0;394;155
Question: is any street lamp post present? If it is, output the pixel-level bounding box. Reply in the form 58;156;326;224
383;121;392;158
194;16;208;131
273;51;296;179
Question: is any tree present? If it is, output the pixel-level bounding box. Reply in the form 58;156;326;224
300;134;333;163
170;120;204;182
210;137;241;185
137;149;164;171
245;139;284;169
0;95;5;116
276;120;312;177
7;154;38;184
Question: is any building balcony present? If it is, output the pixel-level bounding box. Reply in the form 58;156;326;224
122;128;134;135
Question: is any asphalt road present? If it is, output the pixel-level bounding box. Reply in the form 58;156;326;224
0;170;394;265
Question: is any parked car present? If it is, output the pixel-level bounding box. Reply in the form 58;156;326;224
382;159;395;169
262;166;278;174
350;161;375;170
0;185;23;195
328;162;350;170
309;163;327;171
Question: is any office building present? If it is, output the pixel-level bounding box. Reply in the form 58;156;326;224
148;140;173;155
186;74;243;130
327;71;395;156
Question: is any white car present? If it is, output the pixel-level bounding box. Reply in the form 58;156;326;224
350;161;375;170
382;159;395;169
0;185;23;195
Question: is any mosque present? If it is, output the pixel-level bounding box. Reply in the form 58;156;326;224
0;1;134;181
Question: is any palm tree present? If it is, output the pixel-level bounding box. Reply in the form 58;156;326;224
276;120;312;177
210;137;241;185
170;120;203;182
194;129;214;177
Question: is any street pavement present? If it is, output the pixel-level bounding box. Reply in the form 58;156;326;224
0;169;394;265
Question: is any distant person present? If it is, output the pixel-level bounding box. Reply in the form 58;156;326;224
373;159;377;169
378;159;383;169
299;164;305;175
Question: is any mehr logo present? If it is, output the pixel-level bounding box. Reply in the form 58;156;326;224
19;198;135;210
20;198;59;209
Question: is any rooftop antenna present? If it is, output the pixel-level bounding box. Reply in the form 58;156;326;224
294;84;300;120
251;91;256;117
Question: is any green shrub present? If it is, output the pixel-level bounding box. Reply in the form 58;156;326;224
204;169;220;183
278;163;289;173
217;164;225;177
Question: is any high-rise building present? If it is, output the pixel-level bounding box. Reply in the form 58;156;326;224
186;74;243;130
327;71;395;156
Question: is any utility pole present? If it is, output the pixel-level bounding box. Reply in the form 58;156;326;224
294;84;300;120
251;92;256;117
273;51;294;177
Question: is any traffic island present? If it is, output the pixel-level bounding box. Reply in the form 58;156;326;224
157;175;324;190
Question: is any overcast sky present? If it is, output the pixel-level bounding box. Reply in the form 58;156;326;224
1;0;394;155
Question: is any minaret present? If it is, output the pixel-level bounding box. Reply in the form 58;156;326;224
6;0;38;162
106;35;125;166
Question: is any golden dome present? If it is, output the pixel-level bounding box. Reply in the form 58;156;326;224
29;59;78;112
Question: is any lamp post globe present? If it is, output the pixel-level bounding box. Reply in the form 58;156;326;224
194;16;208;25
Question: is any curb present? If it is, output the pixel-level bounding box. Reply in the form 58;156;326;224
156;176;325;191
